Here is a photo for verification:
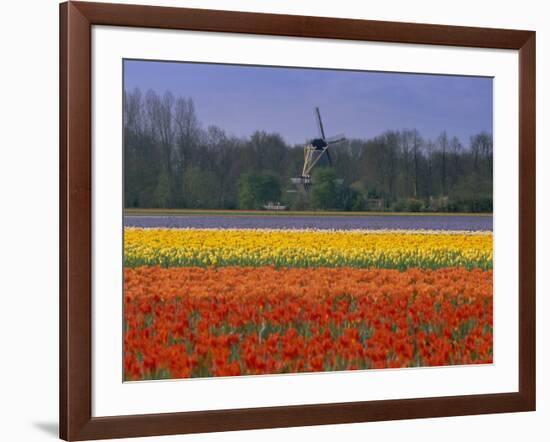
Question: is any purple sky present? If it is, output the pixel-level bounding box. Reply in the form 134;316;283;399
124;59;493;146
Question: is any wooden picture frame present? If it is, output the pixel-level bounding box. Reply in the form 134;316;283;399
59;1;536;440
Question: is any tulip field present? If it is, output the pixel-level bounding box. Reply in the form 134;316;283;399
124;221;493;380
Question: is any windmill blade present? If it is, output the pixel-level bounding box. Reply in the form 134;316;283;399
326;133;346;145
315;107;326;140
325;148;333;166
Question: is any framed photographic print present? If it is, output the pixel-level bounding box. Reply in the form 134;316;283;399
60;1;536;440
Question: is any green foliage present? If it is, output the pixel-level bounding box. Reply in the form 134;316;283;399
238;173;281;209
311;168;338;209
309;169;366;211
392;198;424;212
338;185;364;211
447;174;493;213
182;167;220;209
406;198;424;212
153;168;171;208
286;192;309;211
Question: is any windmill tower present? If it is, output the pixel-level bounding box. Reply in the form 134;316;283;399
291;107;346;191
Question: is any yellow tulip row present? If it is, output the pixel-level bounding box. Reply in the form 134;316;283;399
124;228;492;270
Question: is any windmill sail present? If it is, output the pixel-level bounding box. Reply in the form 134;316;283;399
326;134;346;145
315;107;326;140
325;149;333;166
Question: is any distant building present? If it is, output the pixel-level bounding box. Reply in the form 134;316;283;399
263;202;287;211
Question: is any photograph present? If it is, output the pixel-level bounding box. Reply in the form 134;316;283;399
122;59;494;381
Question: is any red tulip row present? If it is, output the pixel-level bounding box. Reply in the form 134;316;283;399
124;266;493;380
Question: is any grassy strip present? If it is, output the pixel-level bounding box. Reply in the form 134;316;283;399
124;253;492;271
124;208;493;218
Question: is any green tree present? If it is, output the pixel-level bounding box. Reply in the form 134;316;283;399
237;173;281;209
311;168;338;209
182;166;220;208
153;168;171;208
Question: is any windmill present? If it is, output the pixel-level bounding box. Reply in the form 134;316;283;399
291;107;346;191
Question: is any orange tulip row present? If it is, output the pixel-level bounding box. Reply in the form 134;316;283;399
124;266;493;380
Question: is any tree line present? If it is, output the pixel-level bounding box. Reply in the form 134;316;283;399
124;88;493;212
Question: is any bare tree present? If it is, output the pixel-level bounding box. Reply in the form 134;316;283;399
450;136;463;186
437;131;449;195
400;130;413;197
424;139;436;197
411;129;423;198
